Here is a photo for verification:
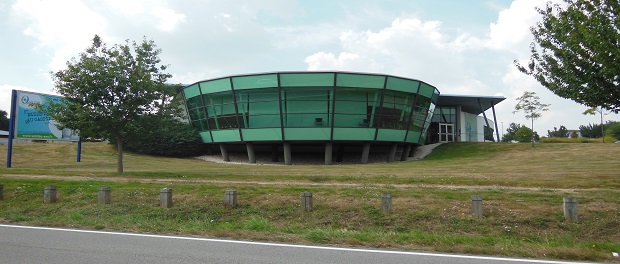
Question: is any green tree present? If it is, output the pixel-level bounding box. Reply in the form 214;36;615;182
579;123;603;138
515;0;620;113
607;121;620;140
547;125;568;138
515;126;540;143
46;35;172;173
501;122;523;142
583;106;609;142
513;91;550;145
0;110;8;131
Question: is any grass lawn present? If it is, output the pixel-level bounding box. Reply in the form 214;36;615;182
0;141;619;262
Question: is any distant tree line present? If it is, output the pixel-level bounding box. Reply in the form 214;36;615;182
502;121;620;142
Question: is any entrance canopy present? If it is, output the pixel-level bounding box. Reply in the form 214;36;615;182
437;94;505;115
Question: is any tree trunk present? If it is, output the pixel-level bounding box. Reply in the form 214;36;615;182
531;119;535;146
116;136;124;173
600;111;604;143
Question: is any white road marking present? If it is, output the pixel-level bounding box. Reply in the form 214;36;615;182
0;224;594;264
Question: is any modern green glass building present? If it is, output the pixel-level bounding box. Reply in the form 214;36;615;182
182;71;503;164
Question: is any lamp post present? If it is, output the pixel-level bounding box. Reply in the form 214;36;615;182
501;122;504;141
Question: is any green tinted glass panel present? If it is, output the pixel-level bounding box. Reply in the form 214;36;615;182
284;113;330;127
406;131;421;143
386;77;419;93
233;74;278;90
333;114;368;127
284;128;330;140
284;100;329;114
236;88;279;102
188;108;206;121
211;130;241;142
201;78;231;94
208;104;236;116
186;96;203;110
247;114;281;128
236;101;280;115
199;132;212;143
431;89;440;104
283;87;331;101
204;92;234;105
336;73;385;89
335;87;380;102
416;95;431;109
334;101;367;114
377;129;406;142
419;83;436;99
280;73;334;87
383;91;411;107
332;128;375;141
241;128;282;141
183;84;201;99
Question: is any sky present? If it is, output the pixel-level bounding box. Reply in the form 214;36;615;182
1;0;617;136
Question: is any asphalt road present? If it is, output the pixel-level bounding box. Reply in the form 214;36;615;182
0;224;594;264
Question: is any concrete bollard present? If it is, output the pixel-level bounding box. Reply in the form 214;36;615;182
44;185;57;203
381;193;392;213
160;188;173;208
563;197;578;221
300;191;313;211
471;195;483;219
224;190;238;207
98;186;111;204
0;184;3;200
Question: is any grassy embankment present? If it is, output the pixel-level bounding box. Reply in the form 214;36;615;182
0;141;619;262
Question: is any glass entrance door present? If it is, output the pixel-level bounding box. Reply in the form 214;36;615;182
439;123;454;142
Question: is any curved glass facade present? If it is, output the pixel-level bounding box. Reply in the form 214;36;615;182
183;72;439;145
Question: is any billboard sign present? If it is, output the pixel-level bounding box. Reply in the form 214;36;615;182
13;90;79;141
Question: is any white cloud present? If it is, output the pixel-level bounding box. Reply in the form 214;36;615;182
0;84;41;114
151;6;186;32
305;52;384;72
303;17;487;94
11;0;107;71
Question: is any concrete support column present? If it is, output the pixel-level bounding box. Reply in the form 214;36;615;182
563;197;578;221
225;190;238;207
98;186;111;204
409;145;417;157
387;143;398;162
300;191;313;211
324;142;333;165
401;145;412;161
381;193;392;213
361;142;371;164
246;142;256;164
336;145;345;162
44;185;57;203
283;142;292;165
271;144;279;162
219;144;230;162
160;188;173;208
471;195;483;219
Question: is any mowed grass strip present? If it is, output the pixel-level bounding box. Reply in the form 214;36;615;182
0;142;619;262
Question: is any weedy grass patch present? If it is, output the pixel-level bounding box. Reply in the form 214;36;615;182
0;142;619;262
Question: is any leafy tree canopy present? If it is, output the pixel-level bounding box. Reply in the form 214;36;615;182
44;35;172;173
0;110;8;131
513;91;549;145
515;0;620;112
547;125;568;138
502;123;540;142
515;126;540;143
